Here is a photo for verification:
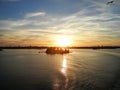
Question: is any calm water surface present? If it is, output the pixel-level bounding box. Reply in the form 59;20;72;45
0;49;120;90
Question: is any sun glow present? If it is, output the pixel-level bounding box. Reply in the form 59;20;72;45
57;36;70;47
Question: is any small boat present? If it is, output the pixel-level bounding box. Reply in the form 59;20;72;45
46;47;69;54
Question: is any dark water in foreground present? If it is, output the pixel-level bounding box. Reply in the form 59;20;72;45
0;49;120;90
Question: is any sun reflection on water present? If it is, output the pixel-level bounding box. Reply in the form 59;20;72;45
61;57;67;75
61;56;69;90
53;56;69;90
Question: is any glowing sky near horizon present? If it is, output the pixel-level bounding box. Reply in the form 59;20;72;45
0;0;120;46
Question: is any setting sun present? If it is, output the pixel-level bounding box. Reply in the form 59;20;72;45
57;36;70;47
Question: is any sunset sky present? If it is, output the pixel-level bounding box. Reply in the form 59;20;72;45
0;0;120;46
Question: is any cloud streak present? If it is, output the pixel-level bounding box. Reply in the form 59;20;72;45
25;12;46;18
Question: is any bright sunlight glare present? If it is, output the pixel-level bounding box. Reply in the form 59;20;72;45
57;36;70;47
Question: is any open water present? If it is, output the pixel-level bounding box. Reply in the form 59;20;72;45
0;49;120;90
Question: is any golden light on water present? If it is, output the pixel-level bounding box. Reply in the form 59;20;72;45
57;36;71;47
62;57;67;68
61;56;68;89
53;56;69;90
61;56;67;75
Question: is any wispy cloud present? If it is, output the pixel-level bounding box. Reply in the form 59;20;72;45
25;12;46;18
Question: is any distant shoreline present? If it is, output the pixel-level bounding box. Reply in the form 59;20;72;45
0;46;120;49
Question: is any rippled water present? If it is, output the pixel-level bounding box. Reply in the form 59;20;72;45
0;49;120;90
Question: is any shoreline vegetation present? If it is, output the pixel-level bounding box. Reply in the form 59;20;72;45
0;46;120;49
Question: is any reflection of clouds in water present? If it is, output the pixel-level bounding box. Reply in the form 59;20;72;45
53;56;69;90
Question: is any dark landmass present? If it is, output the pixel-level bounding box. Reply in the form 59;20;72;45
46;47;69;54
0;46;120;50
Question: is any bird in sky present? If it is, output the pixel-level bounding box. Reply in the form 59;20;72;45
106;0;114;5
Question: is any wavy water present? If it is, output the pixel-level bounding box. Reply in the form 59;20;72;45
0;49;120;90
